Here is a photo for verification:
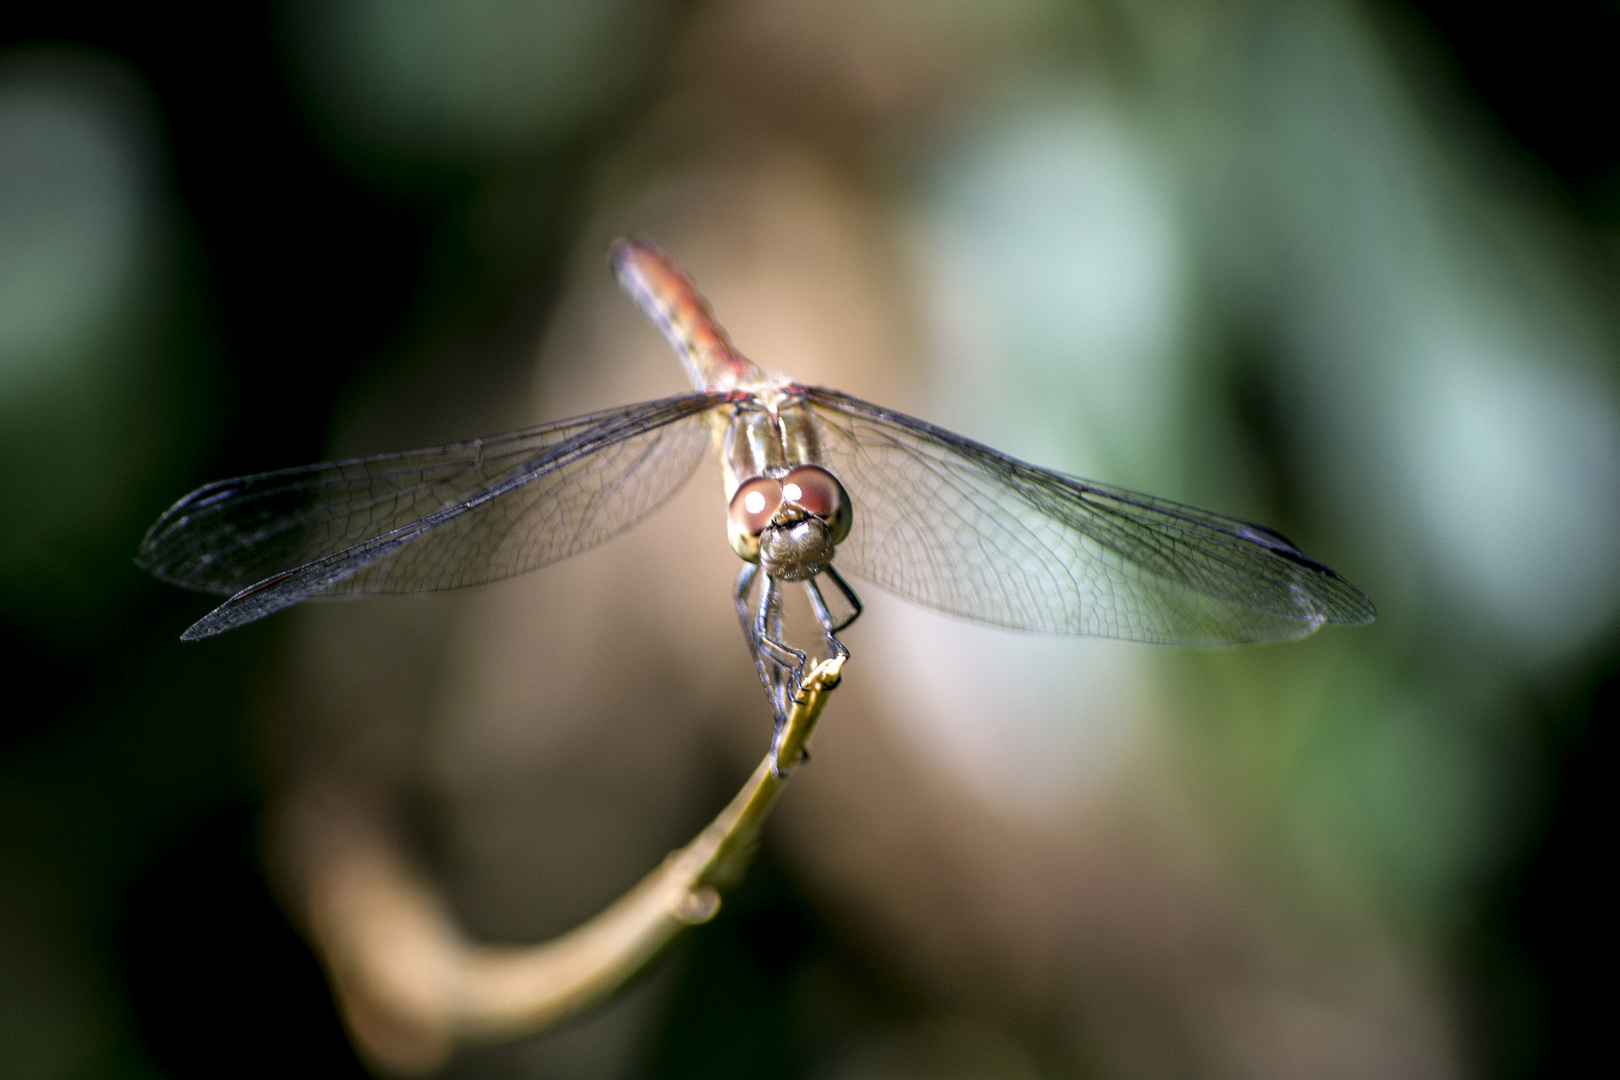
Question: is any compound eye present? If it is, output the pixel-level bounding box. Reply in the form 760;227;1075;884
780;465;842;520
728;476;783;536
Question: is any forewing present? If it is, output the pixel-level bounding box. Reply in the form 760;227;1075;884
803;387;1375;644
139;391;728;638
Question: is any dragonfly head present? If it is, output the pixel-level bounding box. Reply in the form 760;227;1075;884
727;465;852;578
758;512;835;580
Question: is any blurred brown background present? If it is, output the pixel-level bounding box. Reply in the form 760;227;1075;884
1;2;1615;1078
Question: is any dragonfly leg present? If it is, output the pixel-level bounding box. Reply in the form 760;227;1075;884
733;562;760;645
803;575;851;665
754;573;815;777
738;564;848;773
754;573;807;697
819;565;863;631
736;563;789;725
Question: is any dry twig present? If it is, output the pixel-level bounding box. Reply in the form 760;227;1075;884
291;655;846;1075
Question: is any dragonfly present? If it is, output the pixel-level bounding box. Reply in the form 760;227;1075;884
140;238;1375;728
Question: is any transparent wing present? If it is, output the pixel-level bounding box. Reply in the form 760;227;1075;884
139;391;729;639
803;387;1375;645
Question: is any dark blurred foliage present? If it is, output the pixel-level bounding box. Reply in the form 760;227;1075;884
1;4;436;475
0;2;1613;1078
1390;5;1618;1075
0;7;425;1077
117;805;370;1078
1489;666;1615;1079
1401;1;1620;221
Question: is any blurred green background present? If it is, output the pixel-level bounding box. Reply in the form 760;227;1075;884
1;2;1614;1078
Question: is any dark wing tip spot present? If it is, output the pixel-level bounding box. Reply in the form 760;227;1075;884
1237;522;1336;575
180;478;252;510
1238;522;1377;626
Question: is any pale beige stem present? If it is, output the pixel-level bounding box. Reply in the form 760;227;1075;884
293;656;845;1076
